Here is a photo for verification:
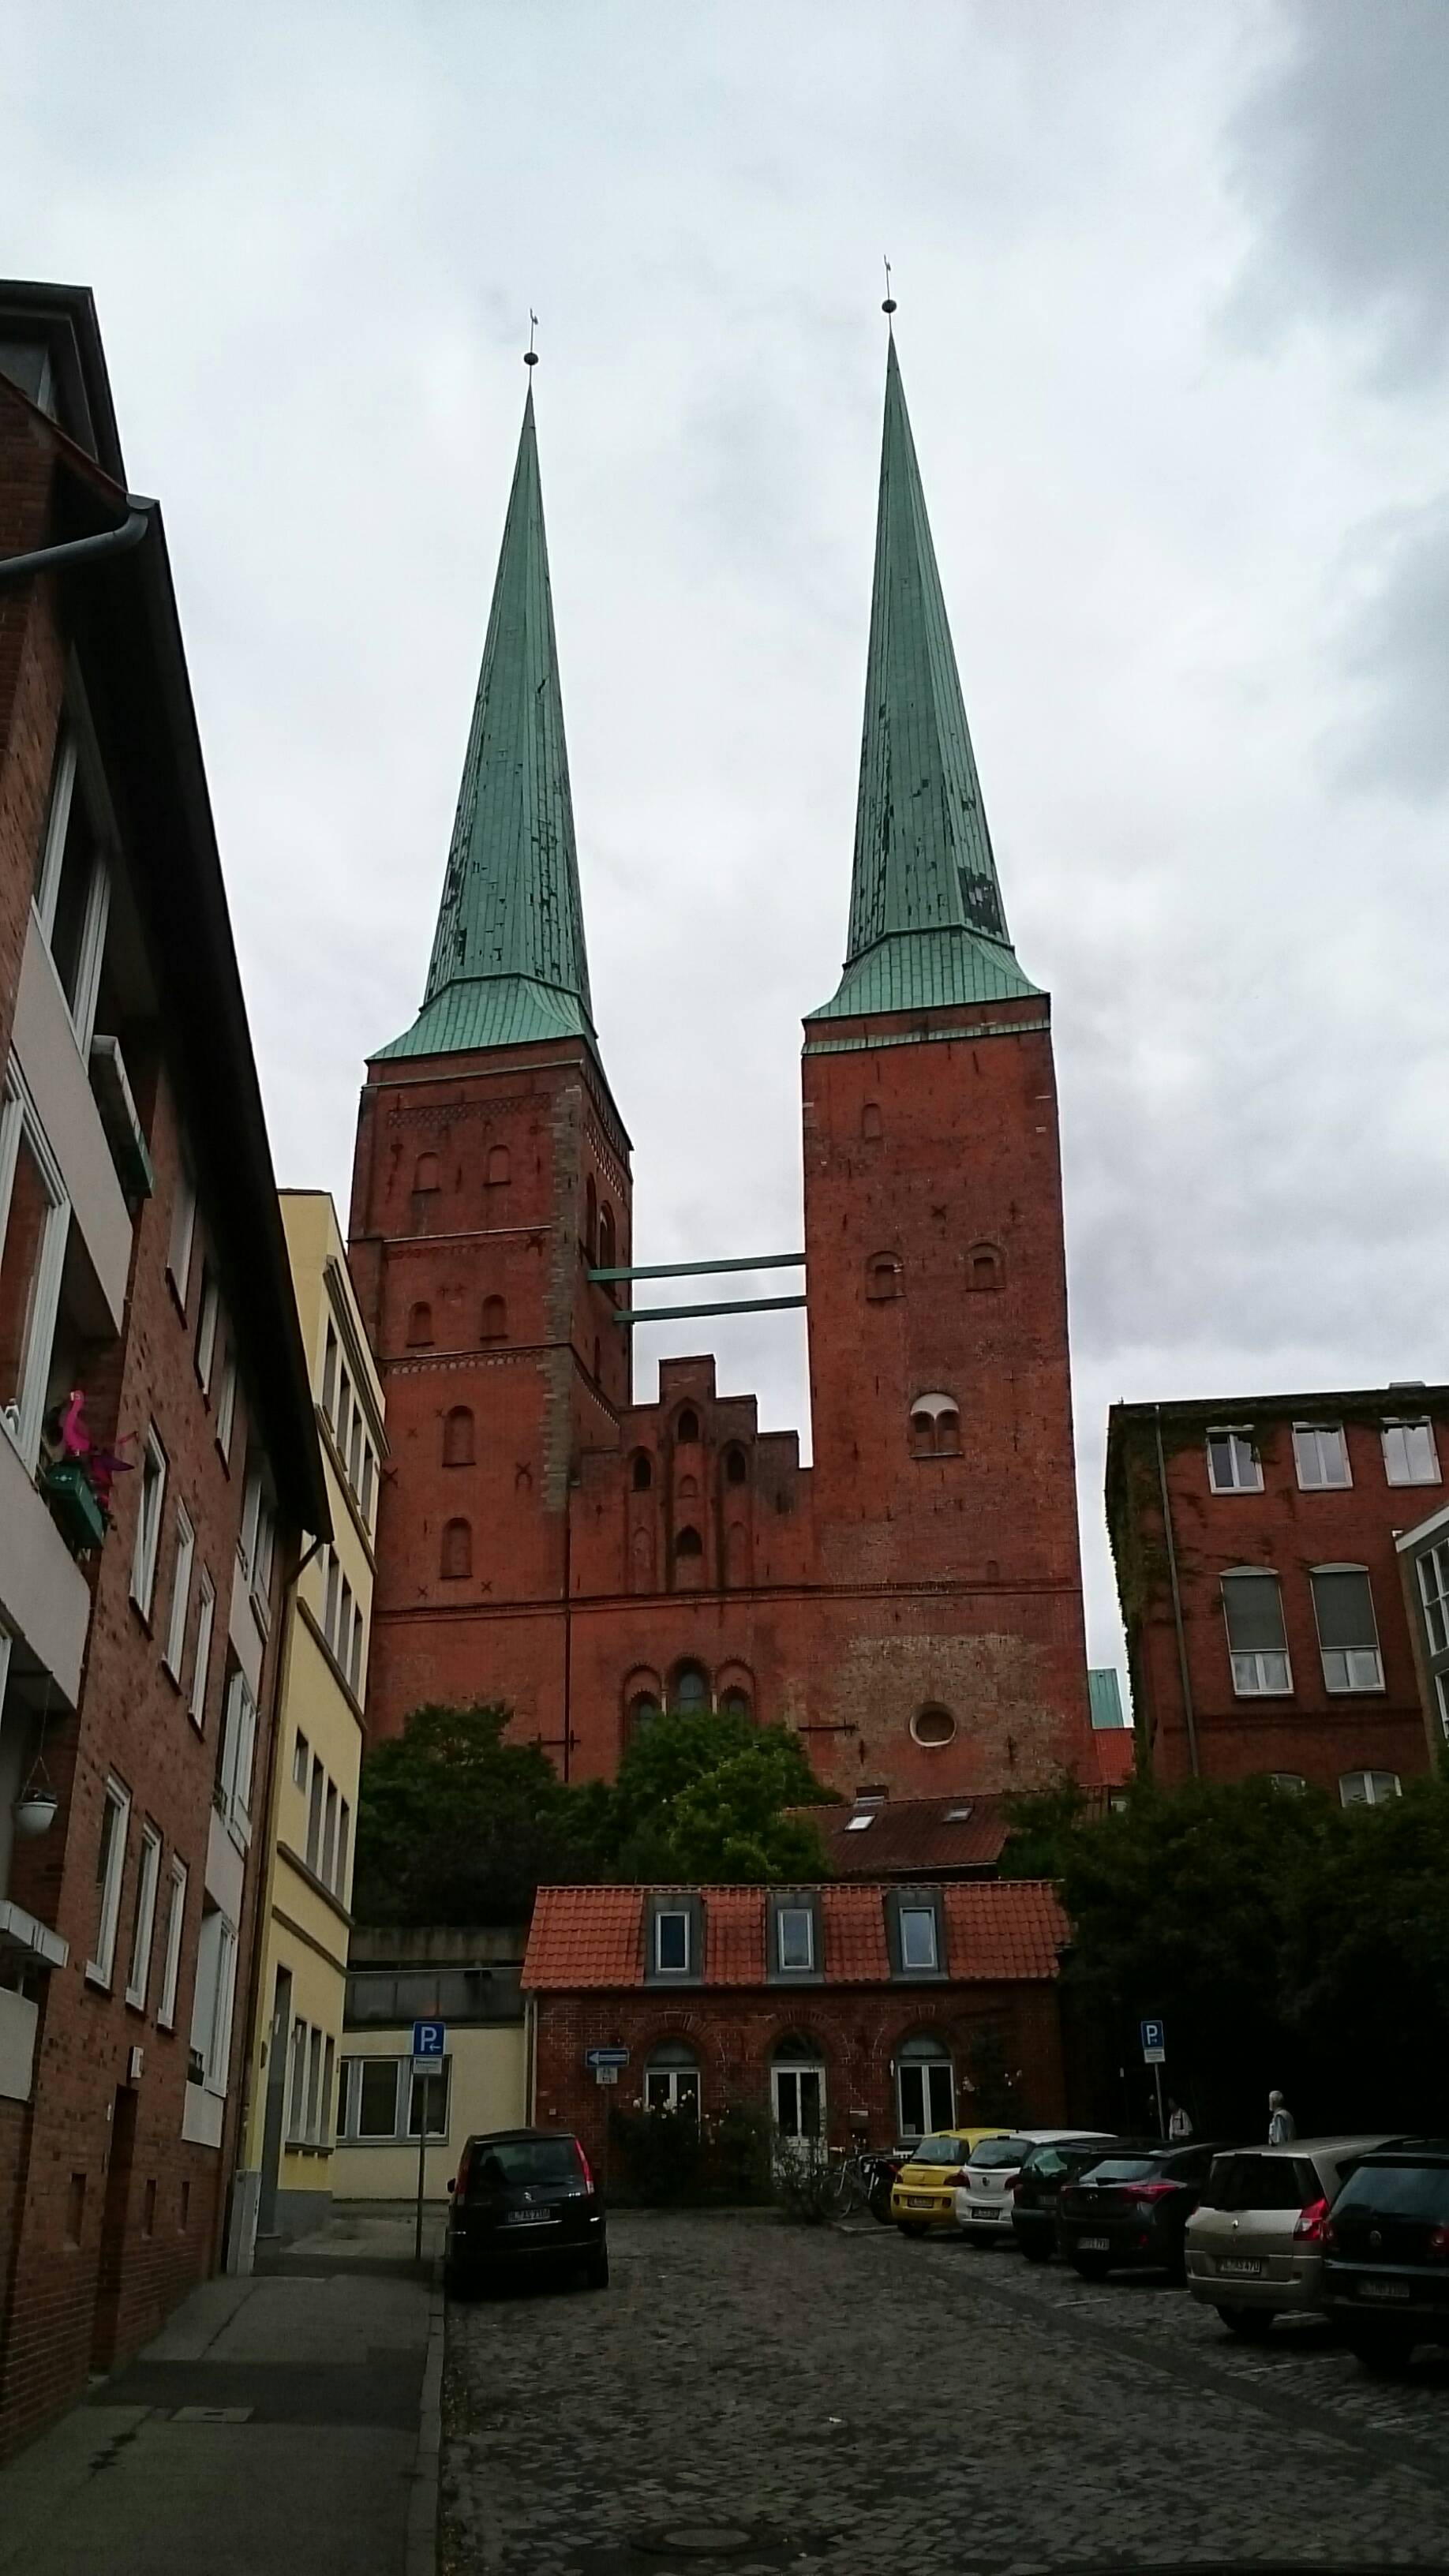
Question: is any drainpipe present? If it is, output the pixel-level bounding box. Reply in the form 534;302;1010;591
1153;1406;1200;1780
0;497;155;590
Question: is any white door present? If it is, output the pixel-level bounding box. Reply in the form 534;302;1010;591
772;2062;825;2140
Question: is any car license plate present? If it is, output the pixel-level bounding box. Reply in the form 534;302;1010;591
1219;2258;1262;2278
1357;2278;1410;2301
907;2196;934;2210
1078;2236;1111;2252
503;2209;555;2226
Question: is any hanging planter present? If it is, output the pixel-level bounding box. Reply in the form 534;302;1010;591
13;1788;58;1838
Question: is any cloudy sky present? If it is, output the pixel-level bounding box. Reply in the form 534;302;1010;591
6;1;1447;1687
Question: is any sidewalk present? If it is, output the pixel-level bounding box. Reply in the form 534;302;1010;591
0;2204;444;2576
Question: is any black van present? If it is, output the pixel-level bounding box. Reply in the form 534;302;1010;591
445;2129;608;2294
1324;2140;1449;2371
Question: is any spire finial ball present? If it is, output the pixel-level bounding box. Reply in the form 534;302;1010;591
882;298;897;316
523;349;538;367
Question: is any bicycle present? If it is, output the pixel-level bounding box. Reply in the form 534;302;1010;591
818;2144;900;2224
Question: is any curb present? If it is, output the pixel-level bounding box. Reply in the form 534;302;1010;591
406;2263;446;2576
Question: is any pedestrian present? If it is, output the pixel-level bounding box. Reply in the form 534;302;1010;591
1267;2089;1296;2145
1166;2098;1193;2141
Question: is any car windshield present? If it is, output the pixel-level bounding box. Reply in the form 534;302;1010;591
470;2137;579;2188
970;2136;1032;2168
908;2136;965;2164
1079;2157;1164;2184
1335;2162;1449;2222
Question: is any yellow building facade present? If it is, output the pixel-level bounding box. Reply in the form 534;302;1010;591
238;1193;385;2241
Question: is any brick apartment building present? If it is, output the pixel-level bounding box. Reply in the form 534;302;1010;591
1106;1387;1448;1798
348;333;1106;1803
522;1878;1072;2169
0;282;328;2455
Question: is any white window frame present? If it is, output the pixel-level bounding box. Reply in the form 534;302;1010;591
286;2016;309;2143
322;1324;339;1425
250;1494;275;1625
347;1599;364;1698
321;1780;338;1889
1207;1428;1262;1494
293;1728;310;1789
1436;1671;1449;1742
306;1756;325;1874
320;2037;336;2148
189;1565;215;1729
654;1908;691;1974
1221;1569;1293;1697
32;726;110;1055
1339;1769;1402;1809
334;1796;350;1900
337;2054;451;2144
770;2059;825;2141
1383;1418;1440;1488
214;1342;237;1462
157;1856;187;2029
1293;1423;1350;1491
162;1503;195;1679
1309;1564;1384;1694
130;1425;167;1620
897;2053;954;2139
219;1668;258;1847
1420;1540;1449;1658
644;2062;702;2117
899;1905;939;1973
777;1904;814;1973
124;1822;162;2010
166;1165;197;1312
86;1776;131;1987
205;1917;238;2090
360;1441;376;1532
0;1069;70;1473
193;1267;219;1395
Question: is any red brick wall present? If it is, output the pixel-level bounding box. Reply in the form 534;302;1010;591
532;1980;1069;2172
350;995;1096;1801
1114;1403;1443;1795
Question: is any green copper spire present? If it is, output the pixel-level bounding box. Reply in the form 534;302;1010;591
808;335;1039;1024
376;383;597;1061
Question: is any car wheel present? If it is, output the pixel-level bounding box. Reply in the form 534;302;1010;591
1071;2254;1110;2282
1216;2305;1273;2341
1020;2237;1052;2264
897;2222;928;2240
1347;2328;1414;2376
868;2182;895;2226
584;2252;609;2291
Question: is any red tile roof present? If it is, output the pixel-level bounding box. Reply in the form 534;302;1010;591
522;1880;1067;1992
803;1795;1010;1877
1090;1730;1136;1787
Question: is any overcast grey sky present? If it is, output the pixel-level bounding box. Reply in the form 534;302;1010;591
6;0;1447;1689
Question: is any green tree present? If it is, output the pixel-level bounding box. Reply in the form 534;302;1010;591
351;1702;606;1926
610;1710;835;1882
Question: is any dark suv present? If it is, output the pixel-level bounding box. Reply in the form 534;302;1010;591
1013;2137;1155;2263
445;2129;608;2295
1325;2140;1449;2372
1058;2141;1226;2280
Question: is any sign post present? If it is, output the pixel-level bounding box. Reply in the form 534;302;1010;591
411;2020;447;2263
583;2048;627;2200
1140;2018;1166;2139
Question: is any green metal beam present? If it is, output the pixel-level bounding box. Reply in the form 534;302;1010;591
588;1252;804;1285
613;1294;807;1327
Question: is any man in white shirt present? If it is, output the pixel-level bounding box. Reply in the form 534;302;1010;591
1267;2090;1296;2145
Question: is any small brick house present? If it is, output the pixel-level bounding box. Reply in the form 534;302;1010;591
522;1879;1072;2169
1106;1387;1448;1798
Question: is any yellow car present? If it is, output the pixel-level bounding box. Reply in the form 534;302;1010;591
890;2129;1012;2234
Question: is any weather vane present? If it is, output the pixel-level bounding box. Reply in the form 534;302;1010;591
882;257;897;320
524;311;539;369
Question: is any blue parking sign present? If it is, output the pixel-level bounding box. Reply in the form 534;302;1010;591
1140;2017;1166;2063
412;2019;446;2060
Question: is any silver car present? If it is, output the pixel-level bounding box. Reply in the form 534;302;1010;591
1185;2135;1401;2336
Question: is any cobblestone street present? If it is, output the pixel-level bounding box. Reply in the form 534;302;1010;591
442;2210;1449;2575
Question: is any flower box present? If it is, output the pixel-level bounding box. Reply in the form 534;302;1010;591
40;1458;107;1552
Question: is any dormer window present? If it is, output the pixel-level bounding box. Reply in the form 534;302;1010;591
644;1891;702;1983
900;1907;938;1972
655;1911;689;1973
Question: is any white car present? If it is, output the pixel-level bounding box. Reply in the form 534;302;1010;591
953;2129;1113;2240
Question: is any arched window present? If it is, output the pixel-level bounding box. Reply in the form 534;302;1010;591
911;1704;957;1748
968;1241;1002;1293
771;2031;825;2140
442;1406;474;1467
675;1526;703;1561
677;1473;698;1502
909;1392;960;1458
866;1252;901;1302
598;1204;615;1271
1339;1769;1401;1807
670;1661;709;1713
406;1301;433;1348
585;1176;597;1258
631;1451;653;1492
896;2032;953;2138
719;1686;752;1720
724;1446;747;1485
644;2040;701;2118
413;1151;440;1193
485;1145;510;1187
676;1407;699;1443
440;1518;471;1580
861;1102;882;1140
481;1294;507;1342
627;1690;661;1734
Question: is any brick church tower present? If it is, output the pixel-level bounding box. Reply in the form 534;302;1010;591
350;339;1095;1795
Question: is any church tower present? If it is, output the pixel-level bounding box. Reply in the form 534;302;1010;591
349;379;631;1754
800;331;1091;1788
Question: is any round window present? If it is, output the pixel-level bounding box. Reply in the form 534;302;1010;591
911;1705;957;1748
